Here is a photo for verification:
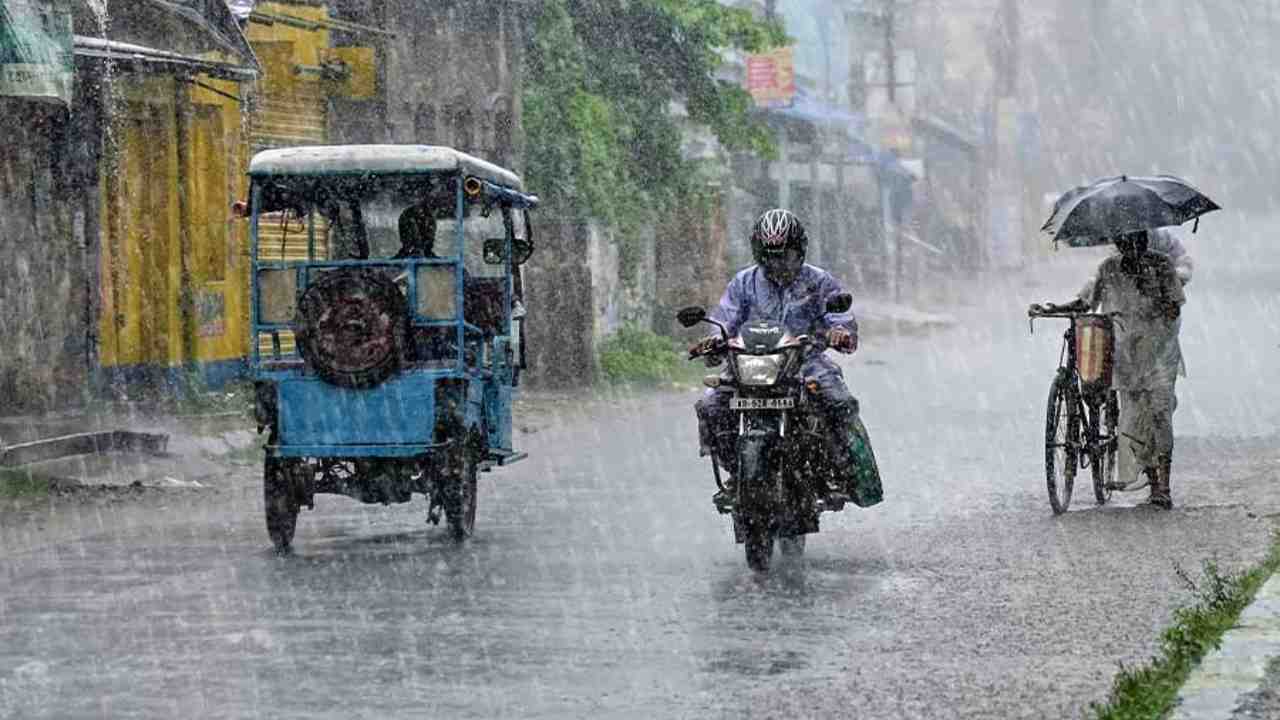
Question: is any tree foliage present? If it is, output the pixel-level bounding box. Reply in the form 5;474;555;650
522;0;785;225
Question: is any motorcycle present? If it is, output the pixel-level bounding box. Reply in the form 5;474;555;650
677;292;855;571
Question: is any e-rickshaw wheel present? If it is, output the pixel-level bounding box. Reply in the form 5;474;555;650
1045;375;1079;515
264;456;302;552
443;434;480;541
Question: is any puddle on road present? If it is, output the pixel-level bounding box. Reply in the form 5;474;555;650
703;648;810;677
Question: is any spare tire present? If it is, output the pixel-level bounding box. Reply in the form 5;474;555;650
295;268;408;389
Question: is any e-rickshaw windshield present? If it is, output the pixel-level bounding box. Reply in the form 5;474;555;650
250;172;524;370
252;174;505;263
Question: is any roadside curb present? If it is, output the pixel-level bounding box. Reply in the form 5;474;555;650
1172;570;1280;718
0;412;259;490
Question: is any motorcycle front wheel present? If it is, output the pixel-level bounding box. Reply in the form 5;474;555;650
737;435;775;572
779;535;805;558
745;528;774;572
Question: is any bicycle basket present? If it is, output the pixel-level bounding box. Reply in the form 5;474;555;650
1074;315;1114;390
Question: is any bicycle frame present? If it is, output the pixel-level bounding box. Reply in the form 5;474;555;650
1034;312;1117;468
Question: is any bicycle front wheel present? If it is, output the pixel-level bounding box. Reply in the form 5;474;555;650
1045;375;1080;515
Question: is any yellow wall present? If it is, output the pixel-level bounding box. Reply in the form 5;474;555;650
189;77;251;364
245;2;331;150
99;2;346;372
98;73;250;370
99;75;180;368
245;3;334;358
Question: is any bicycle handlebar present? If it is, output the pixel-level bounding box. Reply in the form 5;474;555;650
1027;307;1123;335
1027;306;1123;320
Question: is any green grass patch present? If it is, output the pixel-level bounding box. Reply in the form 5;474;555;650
0;467;59;500
1092;535;1280;719
598;326;699;387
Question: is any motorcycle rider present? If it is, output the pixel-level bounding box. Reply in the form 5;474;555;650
692;208;861;510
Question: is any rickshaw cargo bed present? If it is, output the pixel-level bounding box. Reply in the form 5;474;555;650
276;374;437;446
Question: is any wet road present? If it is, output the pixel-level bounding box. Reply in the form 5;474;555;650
4;215;1280;719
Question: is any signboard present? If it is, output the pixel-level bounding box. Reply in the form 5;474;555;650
196;289;227;338
745;47;795;108
0;0;72;105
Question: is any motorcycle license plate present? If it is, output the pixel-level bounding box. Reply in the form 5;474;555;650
730;397;795;411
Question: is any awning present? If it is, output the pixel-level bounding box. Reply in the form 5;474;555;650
762;86;880;165
73;35;255;81
71;0;258;73
139;0;258;68
0;0;74;104
770;86;867;133
227;0;254;21
912;113;979;152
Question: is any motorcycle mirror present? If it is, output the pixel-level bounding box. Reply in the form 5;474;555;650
676;306;707;328
483;237;534;265
825;292;853;315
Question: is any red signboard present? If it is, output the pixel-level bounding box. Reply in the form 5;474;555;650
745;47;795;108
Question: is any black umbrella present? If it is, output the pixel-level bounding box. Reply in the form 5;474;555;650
1040;174;1221;247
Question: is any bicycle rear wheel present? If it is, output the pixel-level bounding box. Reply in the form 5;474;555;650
1045;375;1080;515
1091;392;1119;505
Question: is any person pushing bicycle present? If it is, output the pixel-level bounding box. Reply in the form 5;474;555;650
1030;229;1186;509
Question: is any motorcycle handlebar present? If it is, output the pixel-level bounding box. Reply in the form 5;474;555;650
687;334;816;360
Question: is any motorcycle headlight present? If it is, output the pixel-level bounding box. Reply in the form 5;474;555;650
735;354;784;386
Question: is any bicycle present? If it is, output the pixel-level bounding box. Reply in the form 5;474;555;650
1028;305;1122;514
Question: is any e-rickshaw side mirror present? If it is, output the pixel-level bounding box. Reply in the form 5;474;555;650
482;237;535;266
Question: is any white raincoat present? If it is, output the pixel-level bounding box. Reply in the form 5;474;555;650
1079;251;1186;488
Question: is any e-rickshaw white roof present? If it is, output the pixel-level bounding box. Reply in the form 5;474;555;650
248;145;524;190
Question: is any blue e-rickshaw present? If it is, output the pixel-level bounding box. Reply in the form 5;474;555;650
247;145;537;550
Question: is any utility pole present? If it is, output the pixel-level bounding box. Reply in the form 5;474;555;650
988;0;1025;269
995;0;1019;99
869;0;911;301
763;0;790;211
883;0;897;103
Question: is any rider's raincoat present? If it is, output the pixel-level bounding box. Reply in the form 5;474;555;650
1079;251;1185;487
697;264;882;507
709;264;858;374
